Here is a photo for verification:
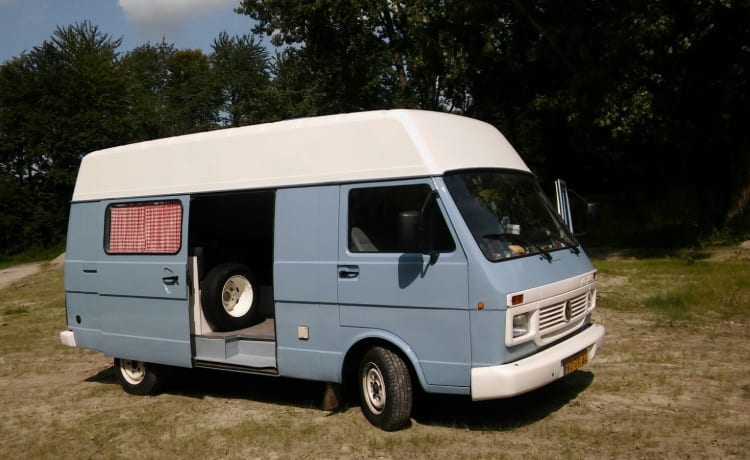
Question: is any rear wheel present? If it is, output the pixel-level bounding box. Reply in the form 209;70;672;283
114;358;165;395
358;346;413;431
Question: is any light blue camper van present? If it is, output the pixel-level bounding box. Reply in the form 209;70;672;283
61;110;604;431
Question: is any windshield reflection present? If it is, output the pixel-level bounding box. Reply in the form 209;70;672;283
444;169;578;261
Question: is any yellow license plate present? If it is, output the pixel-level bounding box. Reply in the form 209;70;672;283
563;349;589;375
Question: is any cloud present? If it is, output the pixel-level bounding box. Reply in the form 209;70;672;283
118;0;239;42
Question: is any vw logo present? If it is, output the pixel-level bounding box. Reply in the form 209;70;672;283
564;301;573;321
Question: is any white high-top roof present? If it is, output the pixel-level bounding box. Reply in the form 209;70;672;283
72;109;530;201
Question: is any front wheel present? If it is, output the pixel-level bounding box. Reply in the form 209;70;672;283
358;346;413;431
114;358;165;396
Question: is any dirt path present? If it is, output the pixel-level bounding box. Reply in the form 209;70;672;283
0;254;64;291
0;262;44;290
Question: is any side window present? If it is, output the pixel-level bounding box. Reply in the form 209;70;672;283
105;201;182;254
348;184;455;253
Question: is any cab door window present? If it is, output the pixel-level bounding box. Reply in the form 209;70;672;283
347;184;455;253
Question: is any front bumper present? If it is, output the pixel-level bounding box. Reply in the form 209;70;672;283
471;324;605;400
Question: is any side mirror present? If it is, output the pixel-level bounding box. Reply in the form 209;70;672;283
399;191;441;259
398;210;421;251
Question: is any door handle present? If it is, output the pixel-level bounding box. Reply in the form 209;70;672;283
338;266;359;279
162;275;179;285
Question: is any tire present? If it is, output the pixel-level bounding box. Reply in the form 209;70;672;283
200;263;258;331
114;358;165;396
358;346;413;431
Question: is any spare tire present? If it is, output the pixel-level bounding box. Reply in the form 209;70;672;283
200;263;258;331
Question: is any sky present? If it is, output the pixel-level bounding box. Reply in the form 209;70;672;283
0;0;265;63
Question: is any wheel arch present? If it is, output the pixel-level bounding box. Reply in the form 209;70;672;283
340;331;428;393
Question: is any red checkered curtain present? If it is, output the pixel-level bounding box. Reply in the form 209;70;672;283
108;205;146;253
144;202;182;253
107;202;182;254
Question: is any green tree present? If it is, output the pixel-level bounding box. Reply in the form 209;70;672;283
122;42;229;138
120;41;177;140
237;0;408;112
162;49;221;136
211;32;271;126
489;0;750;233
265;48;327;119
0;21;129;252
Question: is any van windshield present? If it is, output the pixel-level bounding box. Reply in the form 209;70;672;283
444;169;578;262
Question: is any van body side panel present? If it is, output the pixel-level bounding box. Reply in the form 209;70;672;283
274;302;342;381
273;186;342;381
337;180;471;390
63;195;192;368
338;305;471;387
64;201;106;351
64;202;105;291
97;296;190;365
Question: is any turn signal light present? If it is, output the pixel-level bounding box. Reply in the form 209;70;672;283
511;294;524;306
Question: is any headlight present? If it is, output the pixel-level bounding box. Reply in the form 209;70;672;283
506;306;538;347
512;312;530;337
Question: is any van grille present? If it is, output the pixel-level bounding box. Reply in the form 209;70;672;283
539;292;589;339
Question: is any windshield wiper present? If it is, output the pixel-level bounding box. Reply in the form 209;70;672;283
480;234;554;262
533;244;553;262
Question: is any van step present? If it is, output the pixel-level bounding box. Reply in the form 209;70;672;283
197;318;276;341
194;335;277;369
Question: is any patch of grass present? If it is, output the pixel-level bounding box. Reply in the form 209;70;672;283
644;292;694;321
3;306;29;316
407;432;448;449
367;433;400;450
0;267;65;354
594;251;750;322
